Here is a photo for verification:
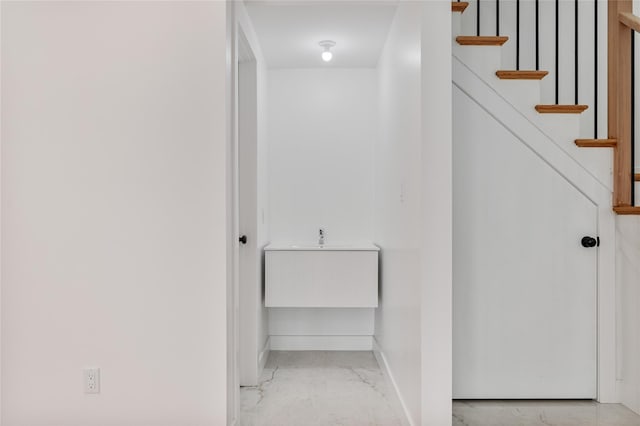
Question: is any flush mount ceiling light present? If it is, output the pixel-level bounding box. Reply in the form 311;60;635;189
319;40;336;62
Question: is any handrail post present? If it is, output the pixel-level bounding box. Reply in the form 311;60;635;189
610;0;634;206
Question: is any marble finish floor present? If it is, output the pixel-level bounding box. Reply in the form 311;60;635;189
240;351;406;426
453;400;640;426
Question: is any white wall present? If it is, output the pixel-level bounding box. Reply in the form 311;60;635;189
420;2;453;424
618;1;640;415
1;2;229;424
267;68;377;348
620;0;640;414
267;69;376;245
255;34;270;377
617;216;640;415
374;3;453;425
374;4;423;424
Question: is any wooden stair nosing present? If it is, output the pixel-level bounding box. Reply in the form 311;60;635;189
452;2;469;12
456;36;509;46
535;104;589;114
613;206;640;215
495;70;549;80
636;173;640;182
574;139;618;148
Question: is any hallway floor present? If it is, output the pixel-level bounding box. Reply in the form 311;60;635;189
239;351;406;426
453;400;640;426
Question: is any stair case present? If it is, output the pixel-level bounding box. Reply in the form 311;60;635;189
451;0;640;214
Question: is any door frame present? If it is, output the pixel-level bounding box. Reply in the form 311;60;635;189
237;26;262;386
595;204;617;403
452;85;605;398
228;1;266;422
225;3;457;424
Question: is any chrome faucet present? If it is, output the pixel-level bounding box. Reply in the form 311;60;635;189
318;228;325;245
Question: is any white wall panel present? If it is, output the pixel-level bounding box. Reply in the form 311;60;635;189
374;4;423;425
1;2;229;424
269;308;374;336
617;216;640;415
268;69;376;245
420;2;453;424
620;2;640;414
267;68;377;346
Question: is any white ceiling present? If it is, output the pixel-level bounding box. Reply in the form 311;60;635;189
245;2;398;68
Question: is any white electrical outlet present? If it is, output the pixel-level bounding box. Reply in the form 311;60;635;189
83;368;100;394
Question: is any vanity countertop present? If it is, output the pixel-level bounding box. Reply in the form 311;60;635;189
264;243;380;252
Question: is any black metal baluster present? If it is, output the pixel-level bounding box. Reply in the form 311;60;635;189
477;0;481;36
556;0;560;105
496;0;500;36
516;0;520;70
575;0;579;105
594;0;598;138
536;0;540;70
632;30;636;206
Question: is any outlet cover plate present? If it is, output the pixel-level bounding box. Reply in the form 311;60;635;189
83;368;100;394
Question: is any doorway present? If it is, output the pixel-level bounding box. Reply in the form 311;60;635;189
229;1;454;425
452;86;598;398
237;28;269;388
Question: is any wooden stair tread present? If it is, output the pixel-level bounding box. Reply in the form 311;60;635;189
456;36;509;46
613;206;640;215
452;2;469;12
636;173;640;182
496;70;549;80
535;104;589;114
575;139;618;148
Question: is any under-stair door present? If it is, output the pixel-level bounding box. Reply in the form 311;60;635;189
453;87;597;399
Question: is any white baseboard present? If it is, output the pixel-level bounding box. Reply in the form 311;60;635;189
373;338;414;426
618;379;640;415
269;335;373;351
259;337;270;371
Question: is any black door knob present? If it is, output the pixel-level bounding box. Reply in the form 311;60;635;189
239;235;247;245
581;236;598;248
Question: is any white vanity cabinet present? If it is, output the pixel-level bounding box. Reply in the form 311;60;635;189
264;244;379;308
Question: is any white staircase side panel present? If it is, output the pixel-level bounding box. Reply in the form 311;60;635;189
453;44;503;80
453;56;611;205
492;79;542;113
453;54;612;191
533;113;583;148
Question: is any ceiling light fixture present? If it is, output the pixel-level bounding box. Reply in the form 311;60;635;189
319;40;336;62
